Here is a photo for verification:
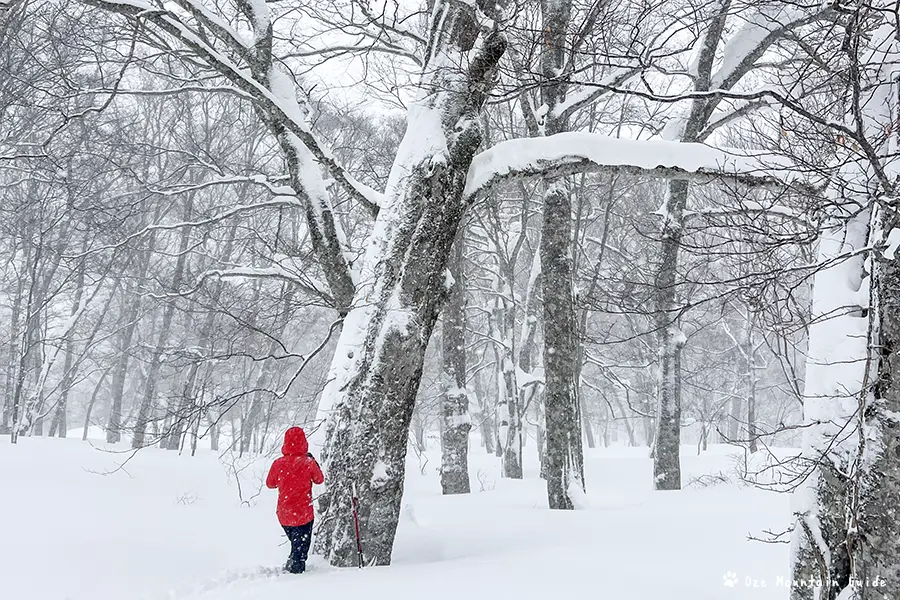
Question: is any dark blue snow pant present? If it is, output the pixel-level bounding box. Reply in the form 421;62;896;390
283;520;314;574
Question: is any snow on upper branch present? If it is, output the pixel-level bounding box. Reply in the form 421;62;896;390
710;3;815;90
464;132;810;200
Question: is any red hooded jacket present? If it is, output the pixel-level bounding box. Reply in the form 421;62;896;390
266;427;324;526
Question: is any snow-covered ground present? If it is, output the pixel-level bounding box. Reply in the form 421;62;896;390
1;436;793;599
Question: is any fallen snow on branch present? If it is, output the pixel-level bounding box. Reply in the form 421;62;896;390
710;4;814;89
516;366;543;389
464;132;811;200
202;267;328;296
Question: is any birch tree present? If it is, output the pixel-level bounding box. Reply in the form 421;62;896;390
787;3;900;597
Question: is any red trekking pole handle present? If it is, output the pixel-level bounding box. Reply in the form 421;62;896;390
351;482;364;568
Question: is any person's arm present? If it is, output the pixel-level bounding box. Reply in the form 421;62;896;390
265;460;280;489
308;453;325;484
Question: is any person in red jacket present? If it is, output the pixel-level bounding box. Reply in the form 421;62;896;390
266;427;324;574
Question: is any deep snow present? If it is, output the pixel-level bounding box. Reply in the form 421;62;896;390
0;435;794;599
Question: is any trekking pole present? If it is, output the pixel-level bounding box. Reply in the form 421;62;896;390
351;482;364;568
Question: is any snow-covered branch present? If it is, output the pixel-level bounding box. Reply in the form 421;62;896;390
201;267;331;299
697;98;772;141
146;174;294;197
284;43;422;67
170;0;252;56
464;132;822;201
552;67;641;122
81;84;255;101
85;0;381;216
710;4;834;91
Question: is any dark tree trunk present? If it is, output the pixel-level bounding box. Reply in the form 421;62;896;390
539;0;585;509
541;178;585;508
652;179;688;491
440;235;471;495
241;396;262;456
852;204;900;598
313;7;506;566
209;411;220;451
647;0;733;489
106;292;139;444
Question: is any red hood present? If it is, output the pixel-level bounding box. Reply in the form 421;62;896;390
281;427;308;456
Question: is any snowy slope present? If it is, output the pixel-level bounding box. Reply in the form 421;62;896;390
0;438;792;600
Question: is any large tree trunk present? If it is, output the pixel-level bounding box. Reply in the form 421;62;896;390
790;214;868;600
648;0;734;489
651;179;687;490
440;235;471;495
312;5;506;567
541;177;585;508
854;203;900;597
790;10;900;598
536;0;586;508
